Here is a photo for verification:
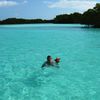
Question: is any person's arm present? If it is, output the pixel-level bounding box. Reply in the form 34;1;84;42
41;62;46;68
54;62;60;68
51;61;55;66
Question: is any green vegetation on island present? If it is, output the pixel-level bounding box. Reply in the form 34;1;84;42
81;3;100;27
54;12;82;24
0;18;48;24
0;3;100;27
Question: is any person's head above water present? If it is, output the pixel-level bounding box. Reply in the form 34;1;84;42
55;57;60;63
47;55;52;62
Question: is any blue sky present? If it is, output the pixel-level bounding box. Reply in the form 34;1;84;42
0;0;100;19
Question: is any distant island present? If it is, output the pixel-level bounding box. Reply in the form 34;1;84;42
0;3;100;28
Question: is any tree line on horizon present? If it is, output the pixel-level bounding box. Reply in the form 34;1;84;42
0;3;100;27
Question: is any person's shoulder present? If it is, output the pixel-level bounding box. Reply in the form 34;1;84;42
41;61;47;68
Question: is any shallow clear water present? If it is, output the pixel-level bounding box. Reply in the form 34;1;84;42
0;24;100;100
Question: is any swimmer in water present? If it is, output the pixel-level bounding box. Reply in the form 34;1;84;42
41;55;54;68
55;57;60;64
54;57;60;68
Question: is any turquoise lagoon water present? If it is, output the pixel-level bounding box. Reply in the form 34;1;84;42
0;24;100;100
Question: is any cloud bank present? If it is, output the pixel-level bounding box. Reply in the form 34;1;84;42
0;0;18;7
0;0;28;7
46;0;98;12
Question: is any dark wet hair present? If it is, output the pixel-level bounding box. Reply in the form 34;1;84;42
55;58;60;62
47;55;51;59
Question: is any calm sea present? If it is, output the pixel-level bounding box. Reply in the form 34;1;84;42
0;24;100;100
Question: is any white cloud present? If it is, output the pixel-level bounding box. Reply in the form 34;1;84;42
0;0;18;7
46;0;98;12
